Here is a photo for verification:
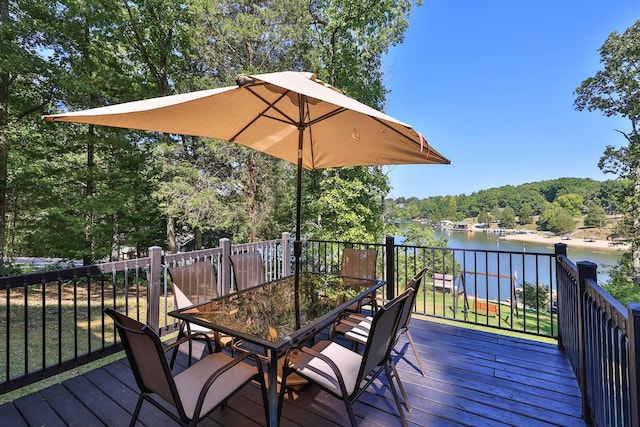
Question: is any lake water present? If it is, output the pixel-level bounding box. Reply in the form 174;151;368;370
396;226;620;297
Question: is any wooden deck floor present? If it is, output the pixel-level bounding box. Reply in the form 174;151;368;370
0;318;586;426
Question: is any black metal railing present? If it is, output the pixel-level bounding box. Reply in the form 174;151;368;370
0;260;149;394
5;234;640;427
305;237;558;337
556;243;640;426
0;234;293;395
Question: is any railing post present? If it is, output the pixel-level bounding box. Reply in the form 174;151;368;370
554;242;567;257
555;243;567;350
282;232;291;277
147;246;162;332
220;238;231;296
628;303;640;427
385;235;395;299
577;261;597;425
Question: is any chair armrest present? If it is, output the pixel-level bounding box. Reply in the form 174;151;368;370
164;331;214;355
339;316;372;330
193;352;264;418
334;319;369;345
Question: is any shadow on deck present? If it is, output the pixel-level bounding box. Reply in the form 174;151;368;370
0;318;585;426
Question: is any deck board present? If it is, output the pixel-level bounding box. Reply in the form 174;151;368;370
0;318;587;427
38;383;106;426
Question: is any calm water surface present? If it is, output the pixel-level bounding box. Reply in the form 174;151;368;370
434;228;620;285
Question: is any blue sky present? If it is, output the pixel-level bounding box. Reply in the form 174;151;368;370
382;1;640;199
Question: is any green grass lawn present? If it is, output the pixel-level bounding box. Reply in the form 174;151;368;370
0;282;178;384
413;286;558;339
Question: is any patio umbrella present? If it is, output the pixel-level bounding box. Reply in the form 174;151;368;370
43;71;451;325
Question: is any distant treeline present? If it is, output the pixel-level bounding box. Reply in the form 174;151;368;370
385;177;625;225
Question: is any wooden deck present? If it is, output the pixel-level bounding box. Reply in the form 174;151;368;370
0;318;586;426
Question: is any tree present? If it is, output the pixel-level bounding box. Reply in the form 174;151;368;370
538;204;576;234
403;197;421;220
121;0;201;253
299;0;420;243
575;20;640;285
516;281;549;310
499;206;516;229
548;208;577;235
0;0;63;265
584;205;607;228
477;212;491;226
11;0;423;263
555;193;583;217
490;206;501;222
442;196;458;220
304;167;388;243
402;222;445;247
518;203;533;225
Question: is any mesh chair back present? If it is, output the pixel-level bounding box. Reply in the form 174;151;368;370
340;248;377;279
398;268;427;330
359;288;412;379
229;251;265;291
168;262;217;305
104;308;180;409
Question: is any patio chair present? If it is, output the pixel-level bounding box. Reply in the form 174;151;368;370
277;288;413;427
340;247;378;279
168;263;233;357
340;248;378;312
329;268;427;413
332;268;427;378
104;308;269;427
229;251;265;291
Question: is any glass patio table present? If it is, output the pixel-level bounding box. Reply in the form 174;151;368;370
169;272;385;427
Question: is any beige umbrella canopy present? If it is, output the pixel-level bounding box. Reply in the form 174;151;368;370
43;71;450;323
43;71;449;169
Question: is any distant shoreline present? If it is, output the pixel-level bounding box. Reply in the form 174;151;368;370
499;232;628;252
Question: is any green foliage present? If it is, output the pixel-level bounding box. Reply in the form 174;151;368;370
516;281;549;310
603;252;640;303
1;0;421;264
584;205;607;228
388;178;622;230
394;224;459;285
402;223;446;247
499;206;516;229
477;211;492;225
555;193;583;216
307;0;417;109
383;198;408;222
538;204;576;235
575;19;640;284
303;167;388;243
490;205;501;220
518;203;533;225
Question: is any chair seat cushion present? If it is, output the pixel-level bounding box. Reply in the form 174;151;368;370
291;340;362;396
334;314;372;344
174;353;257;419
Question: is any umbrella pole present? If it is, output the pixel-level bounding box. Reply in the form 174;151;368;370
293;98;305;330
293;157;302;330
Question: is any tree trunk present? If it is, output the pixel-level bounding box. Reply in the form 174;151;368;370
633;152;640;286
194;226;202;250
0;0;10;268
246;151;257;242
167;216;176;253
84;127;95;266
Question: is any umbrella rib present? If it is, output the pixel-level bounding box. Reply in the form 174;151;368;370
229;88;297;141
305;106;347;127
